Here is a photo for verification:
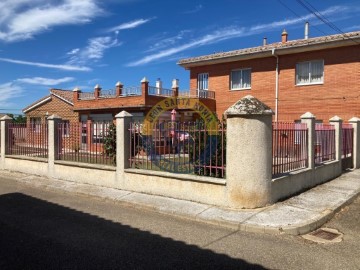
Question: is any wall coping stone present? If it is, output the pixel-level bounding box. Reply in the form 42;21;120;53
116;111;133;118
125;168;226;185
224;95;274;116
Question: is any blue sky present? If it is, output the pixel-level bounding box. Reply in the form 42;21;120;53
0;0;359;115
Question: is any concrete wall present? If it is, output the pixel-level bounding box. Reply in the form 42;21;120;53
272;161;341;202
4;157;48;177
1;104;359;209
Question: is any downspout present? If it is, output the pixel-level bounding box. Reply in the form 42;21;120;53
272;48;279;123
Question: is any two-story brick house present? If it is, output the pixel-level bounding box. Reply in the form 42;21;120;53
178;29;360;122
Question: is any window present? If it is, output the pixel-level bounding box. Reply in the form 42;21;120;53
62;120;70;137
30;117;41;133
231;68;251;90
296;60;324;85
197;73;208;90
93;121;111;143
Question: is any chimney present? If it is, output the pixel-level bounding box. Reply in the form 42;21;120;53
140;77;149;96
263;37;267;46
172;79;179;97
115;81;123;96
94;84;101;99
73;87;81;101
304;21;309;40
281;29;288;43
156;78;162;95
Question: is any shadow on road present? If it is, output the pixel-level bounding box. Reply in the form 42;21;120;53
0;193;267;269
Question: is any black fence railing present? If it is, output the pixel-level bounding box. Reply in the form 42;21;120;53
272;122;308;176
57;121;115;166
129;121;226;178
315;124;336;165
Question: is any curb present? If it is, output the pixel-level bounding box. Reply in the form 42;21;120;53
1;169;359;236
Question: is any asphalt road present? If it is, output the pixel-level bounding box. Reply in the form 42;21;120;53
0;176;359;270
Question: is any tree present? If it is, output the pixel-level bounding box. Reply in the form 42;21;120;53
103;123;117;165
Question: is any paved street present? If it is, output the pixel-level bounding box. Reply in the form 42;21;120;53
0;175;359;270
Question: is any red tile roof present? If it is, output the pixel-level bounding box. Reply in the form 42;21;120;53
22;95;51;113
23;89;73;113
178;31;360;66
50;89;73;104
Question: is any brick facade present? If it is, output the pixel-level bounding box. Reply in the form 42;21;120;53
188;44;360;122
73;82;216;121
180;30;360;122
25;94;78;124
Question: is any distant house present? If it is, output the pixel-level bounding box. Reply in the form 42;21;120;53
23;88;78;126
178;28;360;122
71;80;215;123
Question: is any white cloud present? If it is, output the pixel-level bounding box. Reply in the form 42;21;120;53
67;36;121;65
249;5;348;32
0;57;91;71
128;27;245;66
106;17;154;32
67;48;80;55
183;4;203;14
0;0;103;42
146;30;191;52
0;82;23;106
127;5;352;66
17;76;75;85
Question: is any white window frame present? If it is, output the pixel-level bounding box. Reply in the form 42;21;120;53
30;117;41;133
197;73;209;90
62;120;70;137
296;60;324;86
230;68;252;90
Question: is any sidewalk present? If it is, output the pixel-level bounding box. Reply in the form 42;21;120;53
1;169;360;235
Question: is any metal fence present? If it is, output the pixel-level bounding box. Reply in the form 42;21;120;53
179;89;215;99
78;92;95;100
7;123;48;158
99;89;116;98
129;121;226;178
57;121;115;166
121;86;142;96
148;86;174;97
272;122;308;176
315;123;336;165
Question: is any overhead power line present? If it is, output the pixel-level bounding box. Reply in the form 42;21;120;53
296;0;360;45
277;0;329;36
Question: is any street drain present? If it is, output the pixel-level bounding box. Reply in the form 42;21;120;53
302;228;343;243
310;229;339;240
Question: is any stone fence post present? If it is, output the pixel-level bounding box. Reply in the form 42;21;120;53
47;115;62;177
330;116;343;175
301;112;315;169
0;115;12;167
225;95;273;208
141;77;149;97
116;111;133;182
349;117;360;169
329;116;343;162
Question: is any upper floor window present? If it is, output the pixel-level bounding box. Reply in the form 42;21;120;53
296;60;324;85
231;68;251;90
197;73;208;90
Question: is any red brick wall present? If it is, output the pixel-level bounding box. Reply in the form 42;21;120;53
26;95;79;124
189;45;360;122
